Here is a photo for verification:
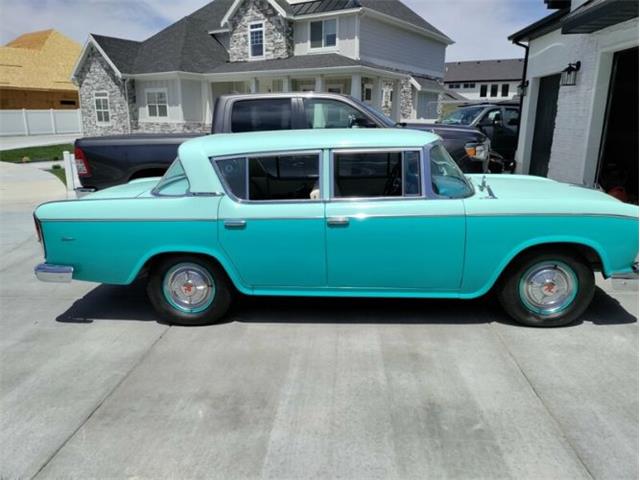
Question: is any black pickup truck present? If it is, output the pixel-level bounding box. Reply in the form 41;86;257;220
74;93;497;191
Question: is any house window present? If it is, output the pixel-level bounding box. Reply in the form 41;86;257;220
94;91;110;124
363;85;372;101
501;83;510;97
310;19;337;49
449;83;460;89
249;22;264;58
463;83;475;89
146;89;168;118
480;85;488;97
490;84;498;97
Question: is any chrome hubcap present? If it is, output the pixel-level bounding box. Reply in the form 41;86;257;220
519;262;577;317
163;263;215;313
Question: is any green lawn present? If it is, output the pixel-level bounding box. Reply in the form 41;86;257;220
47;167;67;186
0;143;73;163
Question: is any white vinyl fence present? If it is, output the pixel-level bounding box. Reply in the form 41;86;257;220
0;109;82;137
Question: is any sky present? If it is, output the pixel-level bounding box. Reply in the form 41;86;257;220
0;0;550;61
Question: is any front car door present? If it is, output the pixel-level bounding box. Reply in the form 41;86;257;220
214;150;326;288
324;145;467;292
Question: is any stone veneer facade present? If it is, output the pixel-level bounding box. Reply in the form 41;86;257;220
227;0;293;62
77;47;130;136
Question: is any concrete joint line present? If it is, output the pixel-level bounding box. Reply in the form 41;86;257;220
489;324;596;480
30;326;172;479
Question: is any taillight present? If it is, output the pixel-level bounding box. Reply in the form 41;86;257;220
74;146;91;177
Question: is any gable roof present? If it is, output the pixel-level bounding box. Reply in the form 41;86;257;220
444;58;524;83
1;29;81;91
79;0;450;77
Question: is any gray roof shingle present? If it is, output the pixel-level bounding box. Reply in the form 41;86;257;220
444;58;524;83
90;0;451;75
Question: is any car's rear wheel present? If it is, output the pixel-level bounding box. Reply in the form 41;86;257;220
147;255;231;326
497;251;595;327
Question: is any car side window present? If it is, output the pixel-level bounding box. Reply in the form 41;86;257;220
303;99;373;129
332;150;421;198
216;152;320;201
230;99;292;133
503;108;519;131
484;109;501;124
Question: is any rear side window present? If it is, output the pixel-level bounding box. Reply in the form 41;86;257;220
332;150;421;198
153;159;189;196
230;99;292;132
216;152;320;201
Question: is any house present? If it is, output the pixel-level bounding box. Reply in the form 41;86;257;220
70;0;453;136
0;29;81;109
443;58;524;101
510;0;638;203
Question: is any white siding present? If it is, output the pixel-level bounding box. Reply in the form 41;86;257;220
135;79;182;122
515;17;638;185
181;79;204;123
359;15;446;77
294;15;358;59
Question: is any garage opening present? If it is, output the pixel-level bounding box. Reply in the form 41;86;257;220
596;47;638;204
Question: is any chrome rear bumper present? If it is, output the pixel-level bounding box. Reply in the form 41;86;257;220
35;263;73;283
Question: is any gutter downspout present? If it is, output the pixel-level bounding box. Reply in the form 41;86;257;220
513;40;529;144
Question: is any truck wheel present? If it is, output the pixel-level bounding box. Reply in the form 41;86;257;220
147;255;232;326
497;251;595;327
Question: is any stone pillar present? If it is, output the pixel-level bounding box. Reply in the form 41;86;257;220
391;79;402;121
350;73;362;100
400;78;415;121
315;75;325;92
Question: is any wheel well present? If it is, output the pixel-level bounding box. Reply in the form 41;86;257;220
138;252;237;291
501;242;603;279
129;168;167;181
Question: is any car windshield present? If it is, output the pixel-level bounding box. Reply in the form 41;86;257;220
153;158;189;196
356;99;396;127
430;144;474;198
440;106;485;125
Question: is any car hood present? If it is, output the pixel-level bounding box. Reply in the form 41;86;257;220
82;177;160;200
466;174;638;218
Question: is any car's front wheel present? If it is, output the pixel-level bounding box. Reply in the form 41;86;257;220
497;251;595;327
147;255;232;326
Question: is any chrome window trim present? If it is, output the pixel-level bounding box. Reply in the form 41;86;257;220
212;149;324;205
329;147;427;202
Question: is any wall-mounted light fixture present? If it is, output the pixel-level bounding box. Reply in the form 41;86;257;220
517;80;529;97
561;61;581;86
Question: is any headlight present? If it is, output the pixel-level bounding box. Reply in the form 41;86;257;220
465;142;488;161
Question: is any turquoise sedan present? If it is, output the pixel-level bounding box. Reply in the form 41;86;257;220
34;129;638;327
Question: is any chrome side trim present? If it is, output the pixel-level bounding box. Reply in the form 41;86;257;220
38;218;218;222
35;263;73;283
465;213;638;220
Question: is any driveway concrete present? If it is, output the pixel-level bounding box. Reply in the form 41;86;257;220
0;134;79;151
0;179;637;479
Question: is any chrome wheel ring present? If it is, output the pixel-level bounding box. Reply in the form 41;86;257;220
519;261;578;318
162;263;215;314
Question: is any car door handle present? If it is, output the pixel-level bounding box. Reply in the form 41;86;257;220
224;219;247;229
327;216;350;226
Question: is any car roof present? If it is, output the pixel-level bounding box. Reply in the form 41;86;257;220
179;128;440;160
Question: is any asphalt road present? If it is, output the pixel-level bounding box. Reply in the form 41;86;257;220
1;164;638;479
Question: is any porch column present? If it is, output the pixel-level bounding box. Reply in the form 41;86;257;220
350;73;362;100
249;77;258;93
371;77;382;109
315;75;325;92
282;76;290;93
391;79;402;121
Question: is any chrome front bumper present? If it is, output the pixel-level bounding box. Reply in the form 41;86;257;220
35;263;73;283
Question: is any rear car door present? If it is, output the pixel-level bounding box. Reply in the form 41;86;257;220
214;150;326;288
